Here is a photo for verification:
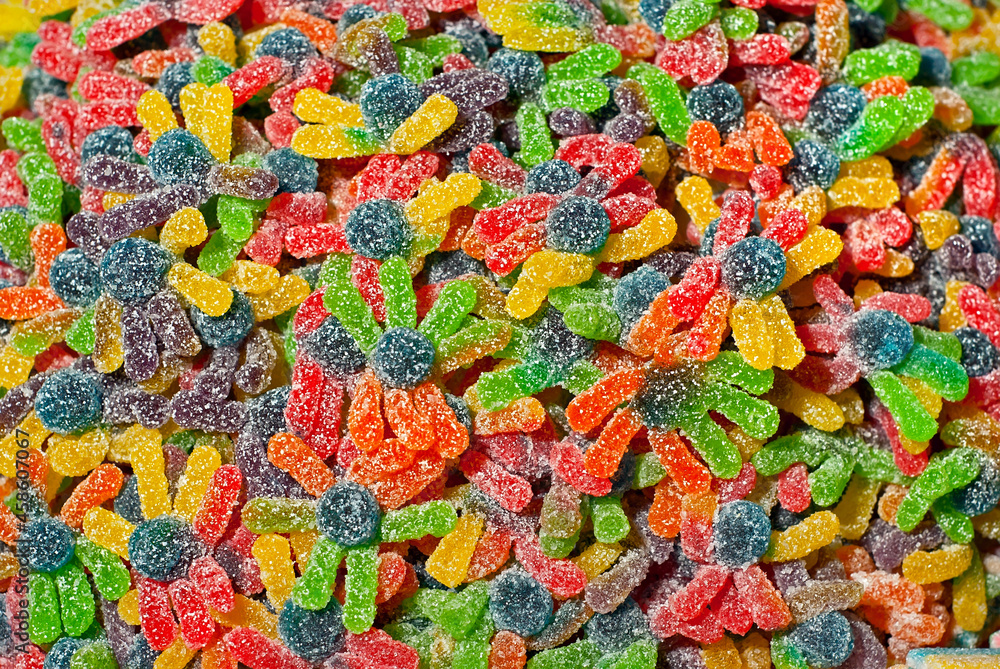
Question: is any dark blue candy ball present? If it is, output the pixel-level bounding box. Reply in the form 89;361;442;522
344;198;411;260
262;148;318;194
486;48;546;98
50;248;101;307
914;47;952;86
686;82;745;135
950;453;1000;517
80;126;139;165
788;611;855;668
488;569;553;636
638;0;670;37
721;236;786;300
849;309;914;371
786;140;841;192
190;290;255;347
424;250;485;284
126;635;159;669
359;75;424;142
847;4;886;49
147;128;215;186
960;215;999;256
585;599;651;654
713;500;771;568
19;518;75;572
100;238;172;304
525;160;581;195
338;4;379;34
302;315;366;375
45;638;87;669
955;327;998;378
156;63;194;107
257;28;317;69
316;481;381;547
532;307;593;366
35;369;103;434
804;85;866;142
370;327;435;389
545;196;610;254
128;516;198;581
278;598;346;661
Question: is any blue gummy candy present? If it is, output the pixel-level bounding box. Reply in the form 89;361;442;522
686;82;745;135
786;140;841;192
488;569;553;637
486;48;546;98
126;634;159;669
585;598;652;654
190;290;255;348
950;452;1000;517
960;215;999;256
245;386;291;441
804;85;866;142
713;500;771;568
114;475;145;526
721;236;786;300
914;47;952;86
954;327;998;378
370;327;435;389
359;74;424;142
35;369;103;434
45;638;87;669
344;198;411;261
262;148;318;194
80;126;140;165
532;307;593;366
278;598;346;661
302;316;366;375
545;196;610;255
524;160;581;195
147;128;214;186
316;481;381;547
155;63;194;107
127;516;198;581
613;265;670;335
787;611;855;669
100;238;172;304
338;4;379;34
849;309;914;371
257;28;317;69
50;248;101;307
19;517;75;572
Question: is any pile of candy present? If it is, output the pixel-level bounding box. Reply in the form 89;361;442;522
3;0;1000;666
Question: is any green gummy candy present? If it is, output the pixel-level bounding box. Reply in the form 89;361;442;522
343;545;379;634
29;572;63;644
854;441;909;483
770;633;809;669
393;46;434;84
452;638;490;669
705;351;774;395
808;453;853;507
952;51;1000;86
563;359;604;396
956;85;1000;125
321;254;382;354
913;326;962;361
632;452;667;489
867;370;939;442
514;103;554;168
930;496;974;544
74;539;130;601
546;44;622;81
242;497;317;533
335;70;372;98
436;320;509;368
380;255;418;330
906;0;973;30
0;34;40;68
678;409;742;479
292;536;344;610
191;56;235;85
540;530;581;559
197;230;243;276
400;35;462;67
0;210;33;270
217;195;268;244
540;79;611;114
383;13;409;40
66;309;96;355
842;41;921;86
721;7;759;39
476;360;559;412
607;641;658;669
70;642;117;669
896;449;980;531
470;180;516;210
418;279;476;345
752;434;808;476
836;95;904;161
343;126;384;155
590;495;630;543
528;640;602;669
890;86;935;145
892;343;969;401
562;303;621;342
2;117;44;153
704;382;779;440
54;561;95;637
381;500;458;542
436;581;489;640
662;0;717;41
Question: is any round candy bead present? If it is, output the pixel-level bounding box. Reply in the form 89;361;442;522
147;128;215;186
524;160;581;195
301;316;367;374
99;238;173;304
713;500;771;568
787;611;855;668
370;327;435;389
316;481;381;547
49;249;102;308
127;516;199;581
344;199;411;261
190;290;255;347
488;569;553;637
545;196;610;255
35;369;104;434
277;598;346;661
19;517;76;572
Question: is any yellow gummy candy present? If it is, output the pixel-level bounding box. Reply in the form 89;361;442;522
425;514;483;588
101;192;135;211
252;534;296;609
916;210;962;250
47;428;110;477
173;443;222;522
953;547;986;632
386;94;458;155
870;247;915;278
179;83;233;163
289;530;318;568
506;250;594;319
137;90;178;142
0;411;49;478
826;176;899;209
93;294;125;374
210;594;279;638
737;633;771;669
635;136;669;188
0;346;33;389
701;637;741;669
730;299;774;371
198;22;237;66
247;274;310;321
939;280;970;332
168;263;234;318
154;638;198;669
160;208;209;254
780;227;844;290
840;156;893;179
761;295;805;370
768;373;845;432
117;589;140;625
902;543;973;584
219;260;281;295
82;507;135;558
572;542;623;580
764;510;840;562
789;186;827;227
291;125;369;159
293;87;364;127
833;476;881;540
0;66;23;114
123;425;170;519
600;209;677;263
676;176;721;233
405;173;482;231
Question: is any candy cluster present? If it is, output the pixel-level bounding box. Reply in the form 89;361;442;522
1;0;1000;667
